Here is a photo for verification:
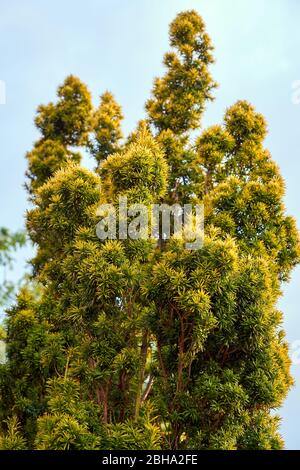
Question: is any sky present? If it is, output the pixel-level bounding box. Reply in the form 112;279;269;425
0;0;300;449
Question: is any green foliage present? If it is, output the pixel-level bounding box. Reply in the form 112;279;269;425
107;418;162;450
26;163;101;274
35;75;92;146
34;378;103;450
146;10;216;134
89;91;123;165
0;228;26;266
0;9;299;451
0;416;27;450
0;228;26;307
237;411;284;450
25;139;81;195
101;126;168;204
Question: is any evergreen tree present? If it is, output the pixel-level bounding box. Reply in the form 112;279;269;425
0;10;299;450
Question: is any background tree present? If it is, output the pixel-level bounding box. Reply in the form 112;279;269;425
0;228;26;309
0;9;299;450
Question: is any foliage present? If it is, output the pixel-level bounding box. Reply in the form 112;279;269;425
0;228;26;308
0;416;27;450
89;91;123;165
0;9;299;450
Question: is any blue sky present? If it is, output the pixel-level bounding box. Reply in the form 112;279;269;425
0;0;300;449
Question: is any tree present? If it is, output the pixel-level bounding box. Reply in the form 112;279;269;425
0;9;299;450
0;228;26;309
0;228;26;417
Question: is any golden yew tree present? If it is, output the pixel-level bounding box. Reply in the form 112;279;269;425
0;10;299;450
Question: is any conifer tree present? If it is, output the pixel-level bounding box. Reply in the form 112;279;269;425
0;9;299;451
